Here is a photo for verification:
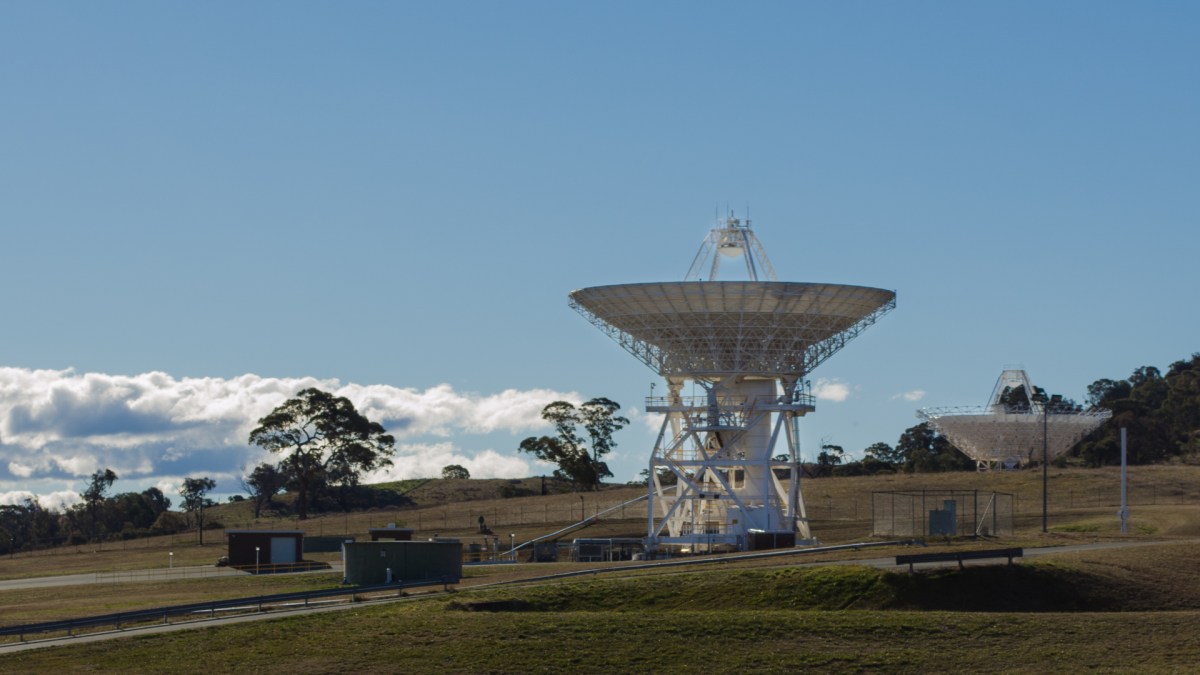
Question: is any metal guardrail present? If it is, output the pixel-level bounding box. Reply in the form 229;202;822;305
0;577;458;643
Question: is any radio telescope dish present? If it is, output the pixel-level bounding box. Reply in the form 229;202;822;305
570;281;896;379
569;212;895;553
917;369;1112;471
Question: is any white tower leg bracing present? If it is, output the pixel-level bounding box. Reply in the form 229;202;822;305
645;376;814;554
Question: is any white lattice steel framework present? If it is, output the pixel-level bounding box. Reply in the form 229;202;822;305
569;215;896;553
917;370;1112;471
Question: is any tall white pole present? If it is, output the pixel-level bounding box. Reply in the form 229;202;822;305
1041;403;1048;533
1119;427;1128;535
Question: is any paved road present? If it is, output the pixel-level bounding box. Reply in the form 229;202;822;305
0;564;344;591
0;566;246;591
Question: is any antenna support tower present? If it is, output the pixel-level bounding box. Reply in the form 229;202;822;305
570;213;895;554
918;369;1112;471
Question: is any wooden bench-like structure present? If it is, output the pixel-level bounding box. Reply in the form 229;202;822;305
895;547;1023;573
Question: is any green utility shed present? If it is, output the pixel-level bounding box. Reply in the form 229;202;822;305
304;536;353;554
343;541;462;586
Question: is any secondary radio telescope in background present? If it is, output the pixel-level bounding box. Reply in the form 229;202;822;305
917;369;1112;471
569;213;896;553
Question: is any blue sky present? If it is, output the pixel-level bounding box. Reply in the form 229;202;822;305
2;2;1197;506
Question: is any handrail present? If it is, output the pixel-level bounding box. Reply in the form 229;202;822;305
511;494;649;555
0;577;458;643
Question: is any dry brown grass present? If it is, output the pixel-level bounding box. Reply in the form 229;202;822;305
243;464;1200;543
4;464;1198;584
0;540;230;581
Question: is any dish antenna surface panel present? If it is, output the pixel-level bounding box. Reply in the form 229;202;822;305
569;214;895;553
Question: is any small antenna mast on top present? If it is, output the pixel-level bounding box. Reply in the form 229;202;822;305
684;209;779;282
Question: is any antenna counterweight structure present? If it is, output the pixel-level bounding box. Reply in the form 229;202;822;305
570;214;895;554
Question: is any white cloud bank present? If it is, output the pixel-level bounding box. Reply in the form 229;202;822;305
0;367;577;506
892;389;926;402
812;378;851;403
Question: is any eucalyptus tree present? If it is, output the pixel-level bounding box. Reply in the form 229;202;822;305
248;388;395;519
441;464;470;479
242;463;286;518
519;398;628;491
179;476;216;544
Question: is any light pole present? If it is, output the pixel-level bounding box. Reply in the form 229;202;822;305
255;546;260;575
169;551;174;569
509;533;515;561
1036;393;1060;534
1119;427;1129;534
1042;400;1048;533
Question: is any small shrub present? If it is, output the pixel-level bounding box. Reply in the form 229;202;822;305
499;485;535;499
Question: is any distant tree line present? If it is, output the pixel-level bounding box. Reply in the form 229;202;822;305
1073;354;1200;465
810;425;977;478
0;468;215;555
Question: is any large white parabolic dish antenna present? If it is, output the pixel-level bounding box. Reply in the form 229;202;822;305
918;369;1112;470
569;213;895;553
570;281;896;378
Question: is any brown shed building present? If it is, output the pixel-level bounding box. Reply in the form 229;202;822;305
226;530;304;568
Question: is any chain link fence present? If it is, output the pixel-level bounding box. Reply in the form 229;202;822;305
872;490;1015;538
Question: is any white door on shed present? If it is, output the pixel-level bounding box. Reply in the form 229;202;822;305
270;536;296;563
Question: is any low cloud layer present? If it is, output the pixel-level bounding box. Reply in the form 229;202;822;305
892;389;926;402
0;367;577;507
812;378;851;403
